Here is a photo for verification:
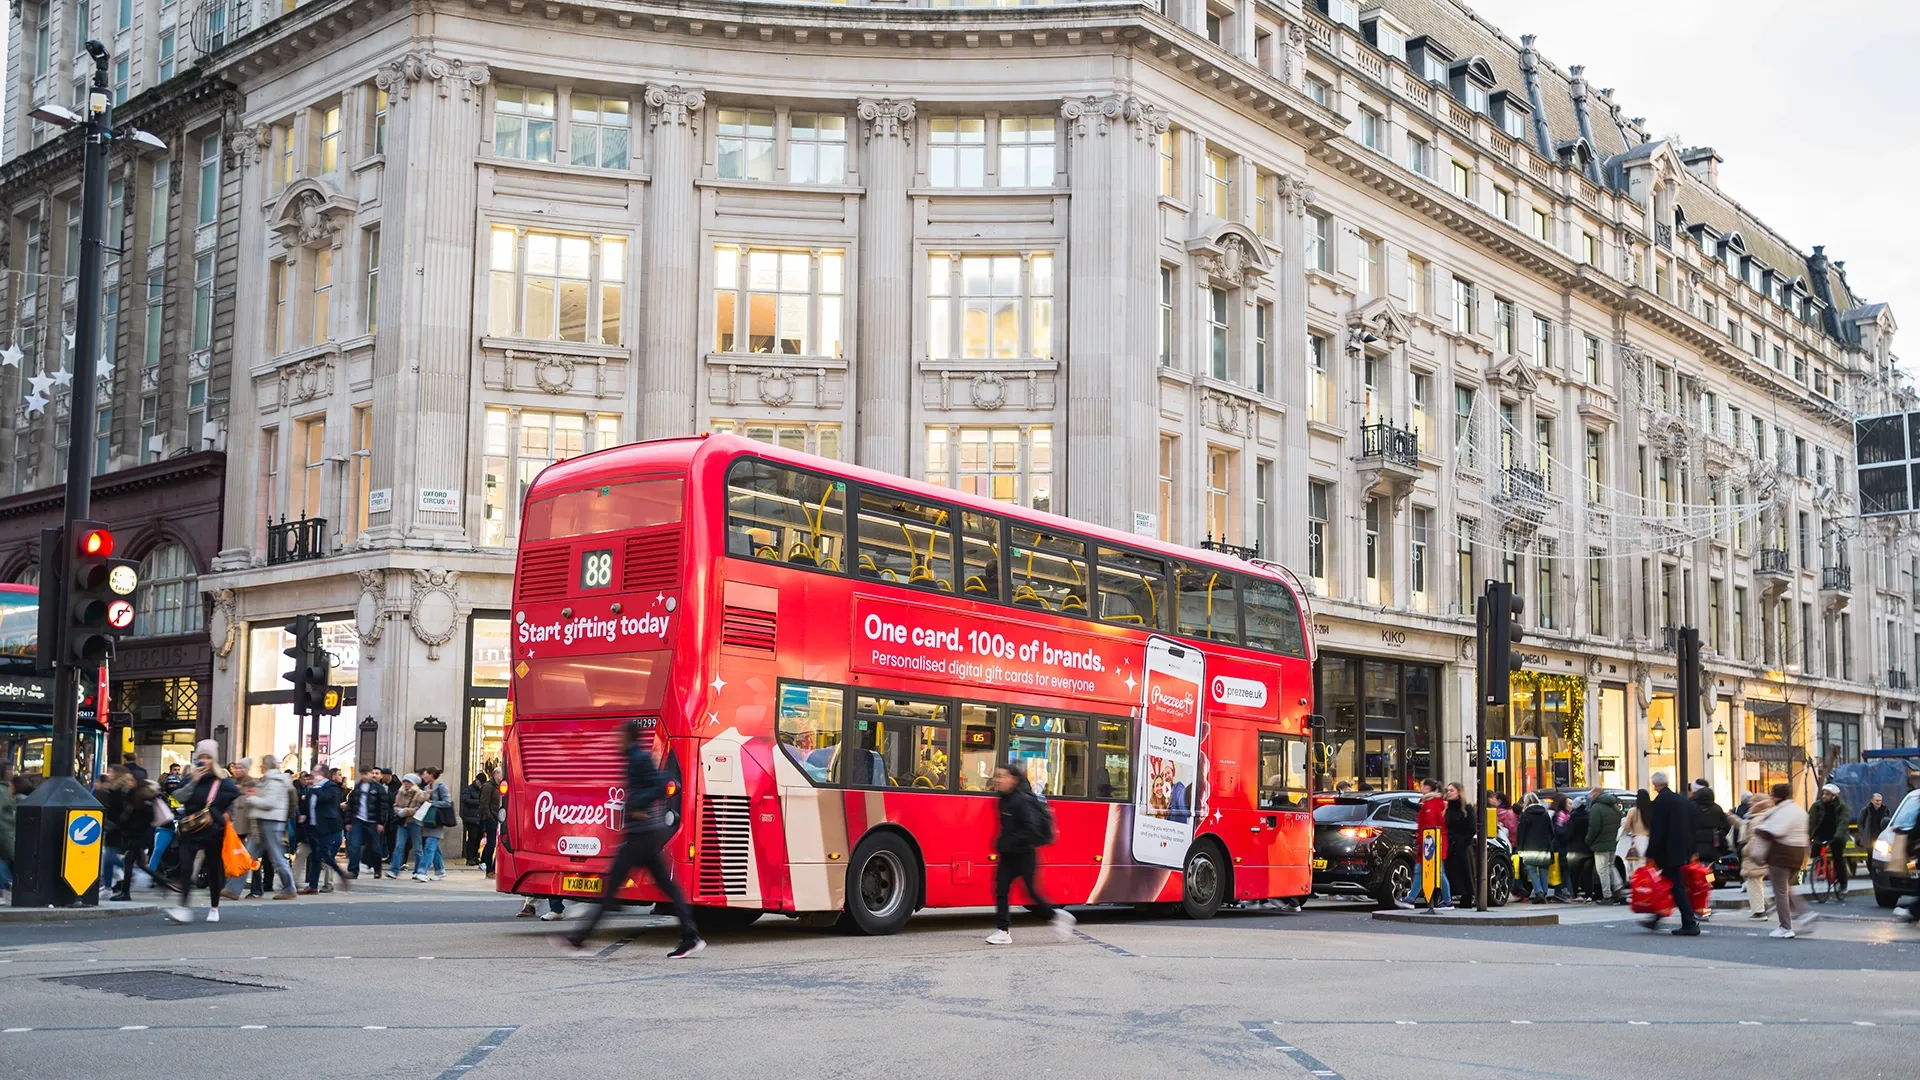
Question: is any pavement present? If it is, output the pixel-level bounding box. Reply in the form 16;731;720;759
2;863;1917;1080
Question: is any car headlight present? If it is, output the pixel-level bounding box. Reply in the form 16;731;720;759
1873;838;1892;859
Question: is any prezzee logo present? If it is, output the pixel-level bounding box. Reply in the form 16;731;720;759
532;787;626;831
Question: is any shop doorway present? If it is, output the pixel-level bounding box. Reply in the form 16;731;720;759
1361;734;1402;791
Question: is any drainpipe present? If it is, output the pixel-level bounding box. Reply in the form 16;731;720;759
1518;35;1553;159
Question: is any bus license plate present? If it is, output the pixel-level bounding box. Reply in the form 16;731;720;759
561;874;602;893
1311;857;1328;871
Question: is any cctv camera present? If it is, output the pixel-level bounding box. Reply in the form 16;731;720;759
85;39;109;63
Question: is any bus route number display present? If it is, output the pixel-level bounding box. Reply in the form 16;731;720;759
579;549;614;590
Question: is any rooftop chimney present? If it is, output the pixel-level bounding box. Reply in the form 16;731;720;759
1517;35;1554;159
1566;65;1603;184
1680;146;1722;190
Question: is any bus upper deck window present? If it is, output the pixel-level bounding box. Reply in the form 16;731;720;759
522;477;683;541
1096;546;1168;630
726;460;845;572
1242;576;1308;658
960;511;1003;601
1009;526;1088;615
1175;564;1240;643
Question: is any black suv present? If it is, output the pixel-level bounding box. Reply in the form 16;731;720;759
1311;792;1513;908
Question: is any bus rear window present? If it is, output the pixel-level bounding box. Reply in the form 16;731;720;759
523;478;683;541
515;651;671;715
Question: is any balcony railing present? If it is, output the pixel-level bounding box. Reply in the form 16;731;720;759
1890;670;1911;690
1755;548;1791;575
1200;538;1260;562
1820;565;1851;592
1359;422;1420;468
267;514;327;566
1499;466;1546;500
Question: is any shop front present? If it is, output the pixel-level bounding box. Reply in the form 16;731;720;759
242;616;361;776
464;612;511;781
1313;652;1441;792
1742;698;1806;800
113;638;215;776
1487;669;1586;800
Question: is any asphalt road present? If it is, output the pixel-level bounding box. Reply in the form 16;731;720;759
3;873;1916;1080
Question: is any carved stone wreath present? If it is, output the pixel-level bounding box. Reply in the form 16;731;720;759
356;569;389;659
756;369;796;407
969;373;1007;410
278;354;336;408
533;354;576;395
407;568;462;660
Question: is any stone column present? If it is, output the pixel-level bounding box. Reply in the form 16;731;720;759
1276;172;1315;570
371;52;490;546
640;84;705;439
854;98;916;476
1062;93;1167;532
213;123;271;570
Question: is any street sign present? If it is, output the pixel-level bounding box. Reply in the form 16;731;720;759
62;809;103;896
1419;828;1441;905
1487;739;1508;763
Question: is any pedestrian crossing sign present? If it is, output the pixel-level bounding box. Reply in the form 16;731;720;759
63;809;104;896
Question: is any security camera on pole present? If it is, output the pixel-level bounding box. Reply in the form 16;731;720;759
13;42;163;908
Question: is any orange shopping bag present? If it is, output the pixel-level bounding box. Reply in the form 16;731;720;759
221;821;257;880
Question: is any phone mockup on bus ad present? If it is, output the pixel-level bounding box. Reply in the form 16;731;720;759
1132;636;1205;871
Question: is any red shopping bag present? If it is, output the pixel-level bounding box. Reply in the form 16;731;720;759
1629;864;1674;916
1683;860;1712;916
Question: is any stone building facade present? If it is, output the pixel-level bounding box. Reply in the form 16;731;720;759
6;0;1901;791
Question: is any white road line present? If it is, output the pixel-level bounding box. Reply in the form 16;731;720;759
4;1028;32;1033
1510;1020;1532;1024
365;1025;388;1030
241;1025;267;1030
1628;1020;1650;1026
120;1025;148;1031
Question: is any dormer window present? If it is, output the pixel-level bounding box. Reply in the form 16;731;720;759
1490;90;1530;140
1317;0;1361;31
1744;260;1761;292
1406;35;1455;84
1448;58;1496;115
1362;17;1405;61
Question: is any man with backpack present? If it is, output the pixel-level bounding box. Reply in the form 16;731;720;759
460;772;487;864
986;762;1075;945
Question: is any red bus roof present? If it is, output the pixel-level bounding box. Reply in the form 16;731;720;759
0;583;33;597
525;433;1304;588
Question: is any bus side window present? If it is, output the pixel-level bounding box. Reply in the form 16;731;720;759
960;511;1003;601
1010;526;1089;615
1258;732;1309;809
1096;546;1168;630
1175;564;1240;643
1242;575;1308;657
726;460;846;572
855;490;955;592
851;696;951;790
776;683;846;785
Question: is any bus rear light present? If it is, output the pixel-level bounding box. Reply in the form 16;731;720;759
666;781;677;797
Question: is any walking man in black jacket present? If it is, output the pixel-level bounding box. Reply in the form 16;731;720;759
986;763;1076;945
563;720;704;957
1643;772;1699;935
346;770;392;879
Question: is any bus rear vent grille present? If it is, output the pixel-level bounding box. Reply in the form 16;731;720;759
697;795;752;898
517;547;570;603
721;606;777;654
516;729;625;784
623;529;683;592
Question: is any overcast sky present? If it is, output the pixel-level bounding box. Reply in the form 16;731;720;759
1469;0;1919;356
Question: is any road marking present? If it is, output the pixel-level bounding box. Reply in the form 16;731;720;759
119;1026;148;1031
1073;930;1140;958
1854;1021;1876;1027
1510;1020;1532;1024
1739;1021;1762;1026
1241;1021;1347;1080
434;1026;518;1080
593;934;635;959
1627;1021;1651;1025
4;1028;32;1033
1394;1020;1416;1025
241;1025;267;1030
365;1025;388;1030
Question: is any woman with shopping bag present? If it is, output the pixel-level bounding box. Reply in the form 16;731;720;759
164;741;238;925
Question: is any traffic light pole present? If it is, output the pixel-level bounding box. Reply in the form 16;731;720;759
1473;587;1490;913
49;44;112;781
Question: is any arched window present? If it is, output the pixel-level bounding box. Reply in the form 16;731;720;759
14;564;39;586
135;542;203;638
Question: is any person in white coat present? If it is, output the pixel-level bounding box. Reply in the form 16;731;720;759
245;754;297;899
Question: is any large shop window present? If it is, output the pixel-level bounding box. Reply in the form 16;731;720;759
713;246;844;358
481;408;621;547
244;619;360;775
775;681;1129;800
134;542;202;637
924;425;1052;512
467;615;511;776
1313;654;1440;792
926;252;1054;361
710;419;841;461
487;225;626;345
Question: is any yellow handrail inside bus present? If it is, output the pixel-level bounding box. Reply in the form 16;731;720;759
964;575;987;594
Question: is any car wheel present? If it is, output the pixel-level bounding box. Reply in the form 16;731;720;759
844;832;916;936
689;905;763;932
1875;887;1900;909
1180;841;1228;920
1487;857;1513;907
1375;858;1414;909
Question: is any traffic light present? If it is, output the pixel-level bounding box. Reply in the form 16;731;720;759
1484;579;1525;706
320;686;343;717
65;520;138;666
282;614;330;715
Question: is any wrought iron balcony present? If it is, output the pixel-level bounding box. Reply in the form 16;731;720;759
1755;548;1791;575
1659;627;1679;652
1889;670;1911;691
1820;565;1851;592
1200;538;1260;562
1359;422;1420;468
267;514;327;566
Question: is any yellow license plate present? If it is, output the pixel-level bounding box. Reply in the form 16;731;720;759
560;874;602;894
1311;857;1328;870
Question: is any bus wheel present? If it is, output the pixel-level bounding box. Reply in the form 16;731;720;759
1180;841;1227;920
690;905;763;933
846;833;916;935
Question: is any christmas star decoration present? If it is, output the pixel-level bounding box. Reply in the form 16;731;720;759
0;344;21;368
49;368;72;388
96;358;114;381
63;332;75;352
26;371;55;397
23;391;48;416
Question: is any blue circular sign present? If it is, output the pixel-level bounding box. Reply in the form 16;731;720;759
68;815;100;846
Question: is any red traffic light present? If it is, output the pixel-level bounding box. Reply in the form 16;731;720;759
106;599;135;630
79;528;113;557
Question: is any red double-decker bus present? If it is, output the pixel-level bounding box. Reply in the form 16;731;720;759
496;433;1316;933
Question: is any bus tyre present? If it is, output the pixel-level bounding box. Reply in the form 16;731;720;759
690;905;763;933
845;832;917;936
1180;841;1228;920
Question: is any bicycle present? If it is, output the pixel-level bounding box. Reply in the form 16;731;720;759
1807;841;1847;904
